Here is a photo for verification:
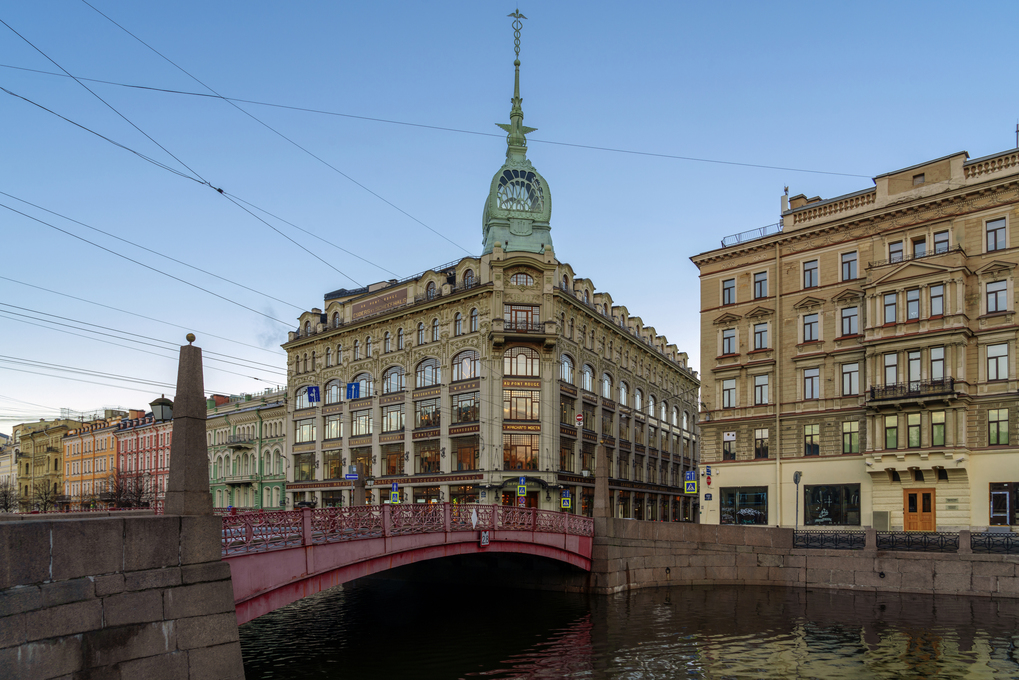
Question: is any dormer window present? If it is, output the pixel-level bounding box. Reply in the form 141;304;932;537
426;282;437;300
913;173;925;186
510;273;534;286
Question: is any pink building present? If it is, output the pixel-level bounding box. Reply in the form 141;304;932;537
114;410;173;505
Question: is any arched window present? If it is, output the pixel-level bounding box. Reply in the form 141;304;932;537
295;386;312;410
660;401;667;422
384;332;391;353
464;269;475;287
619;382;628;406
325;347;331;367
332;312;340;328
311;351;316;370
504;346;540;377
303;353;308;372
426;281;437;300
601;373;613;399
353;372;374;397
417;323;425;345
581;365;594;392
634;389;643;412
382;366;405;394
683;411;690;431
432;318;439;342
365;336;372;358
470;308;479;332
353;340;360;361
510;272;534;286
672;407;679;426
452;350;479;382
584;290;590;304
416;358;441;387
325;380;342;404
304;321;311;336
397;328;404;350
561;275;568;290
560;354;575;384
568;318;574;339
454;313;463;336
336;344;342;364
648;395;656;417
294;356;300;374
603;304;609;316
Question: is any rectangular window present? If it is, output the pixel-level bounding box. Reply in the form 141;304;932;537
889;241;903;263
906;288;920;320
987;280;1007;313
722;328;736;355
383;443;403;476
884;353;898;385
930;284;944;317
987;218;1006;252
453;435;479;471
504;304;540;329
452;392;479;424
934;230;950;253
754;375;769;405
722;379;736;408
582;403;596;430
720;486;768;525
619;415;630;441
504;390;540;421
884;415;898;449
804;484;861;526
754;429;769;459
842;362;859;396
323;450;342;480
842;421;859;454
884;293;897;324
803;313;818;342
907;350;922;388
722;440;735;461
754;271;768;299
930;346;944;382
804;424;819;456
722;278;736;305
988;344;1008;381
913;238;926;258
415;398;440;429
324;415;343;440
293;453;315;481
753;323;768;350
560;396;575;425
803;260;818;288
804;367;820;400
294;418;316;444
907;413;921;448
989;409;1009;445
381;404;405;432
931;411;946;447
504;434;539;470
841;306;858;336
989;482;1019;526
415;441;440;474
351;409;373;437
841;251;857;281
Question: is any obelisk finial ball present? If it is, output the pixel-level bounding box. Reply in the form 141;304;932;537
186;333;196;344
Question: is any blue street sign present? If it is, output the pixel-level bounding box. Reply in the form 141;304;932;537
346;382;360;400
307;385;320;403
684;470;696;482
392;482;398;492
684;480;698;494
561;498;571;509
519;476;526;485
562;490;570;498
517;485;527;497
704;493;713;501
706;466;711;476
344;474;358;480
390;491;400;504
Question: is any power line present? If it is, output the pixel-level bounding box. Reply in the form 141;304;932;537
0;62;872;179
0;356;176;390
0;274;285;356
0;364;190;396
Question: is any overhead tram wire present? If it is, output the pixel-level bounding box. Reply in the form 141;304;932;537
0;356;176;390
0;311;284;384
0;62;872;180
0;304;287;376
0;364;222;397
0;24;365;289
0;274;286;357
79;1;475;255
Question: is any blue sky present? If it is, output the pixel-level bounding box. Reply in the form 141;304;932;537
2;1;1018;432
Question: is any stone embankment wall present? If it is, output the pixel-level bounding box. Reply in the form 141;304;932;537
590;519;1019;598
0;513;244;680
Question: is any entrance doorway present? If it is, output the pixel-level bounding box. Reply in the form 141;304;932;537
903;489;935;531
501;490;537;508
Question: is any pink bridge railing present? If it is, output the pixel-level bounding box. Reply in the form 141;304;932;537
221;503;594;556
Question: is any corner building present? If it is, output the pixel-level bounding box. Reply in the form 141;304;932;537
282;51;700;517
692;148;1019;530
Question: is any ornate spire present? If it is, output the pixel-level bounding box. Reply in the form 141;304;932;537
496;10;536;160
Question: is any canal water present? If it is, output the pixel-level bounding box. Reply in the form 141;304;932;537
240;579;1019;679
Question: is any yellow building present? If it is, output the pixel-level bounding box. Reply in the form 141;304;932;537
63;411;131;510
692;148;1019;531
13;418;79;511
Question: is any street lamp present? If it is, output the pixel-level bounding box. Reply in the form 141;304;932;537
150;396;173;423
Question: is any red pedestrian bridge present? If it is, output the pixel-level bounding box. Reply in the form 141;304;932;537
222;503;595;625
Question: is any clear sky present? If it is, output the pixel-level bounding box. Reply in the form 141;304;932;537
3;1;1019;434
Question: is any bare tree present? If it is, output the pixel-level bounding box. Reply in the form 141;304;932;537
0;478;18;513
32;482;58;512
105;468;153;508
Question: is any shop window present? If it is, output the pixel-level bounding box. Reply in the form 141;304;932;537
294;419;316;444
503;434;538;470
720;486;768;525
415;398;440;429
452;393;479;424
989;482;1019;526
415;441;440;474
504;390;540;421
804;484;860;526
381;404;405;433
453;436;479;471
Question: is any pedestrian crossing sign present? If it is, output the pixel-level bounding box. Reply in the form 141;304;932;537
390;491;400;503
684;480;698;494
561;498;571;509
517;484;527;497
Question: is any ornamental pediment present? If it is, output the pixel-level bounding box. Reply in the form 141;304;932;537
792;296;826;310
712;312;742;325
832;288;865;303
869;261;962;287
974;260;1016;278
745;306;774;319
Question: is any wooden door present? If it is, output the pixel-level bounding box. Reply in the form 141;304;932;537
904;489;936;531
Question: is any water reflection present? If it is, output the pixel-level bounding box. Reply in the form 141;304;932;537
240;580;1019;679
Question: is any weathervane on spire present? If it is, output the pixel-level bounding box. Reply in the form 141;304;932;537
498;9;536;156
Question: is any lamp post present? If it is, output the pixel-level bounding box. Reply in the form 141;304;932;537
149;396;173;423
793;471;802;532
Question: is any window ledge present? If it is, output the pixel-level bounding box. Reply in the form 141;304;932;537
835;334;861;341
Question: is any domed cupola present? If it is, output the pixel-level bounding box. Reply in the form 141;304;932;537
482;10;552;255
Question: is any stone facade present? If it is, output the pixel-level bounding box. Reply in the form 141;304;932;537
691;149;1019;530
13;419;80;512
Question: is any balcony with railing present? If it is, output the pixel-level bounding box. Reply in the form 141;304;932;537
226;434;257;448
223;473;260;485
720;222;783;248
868;377;955;402
868;245;964;268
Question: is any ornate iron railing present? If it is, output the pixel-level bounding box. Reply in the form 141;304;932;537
220;503;593;557
868;377;955;401
793;530;866;550
876;531;959;552
720;222;783;248
868;244;963;268
503;321;545;333
970;531;1019;554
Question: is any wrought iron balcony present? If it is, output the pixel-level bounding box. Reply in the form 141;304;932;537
227;434;257;446
868;377;955;401
223;474;260;484
868;244;963;268
503;321;545;333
